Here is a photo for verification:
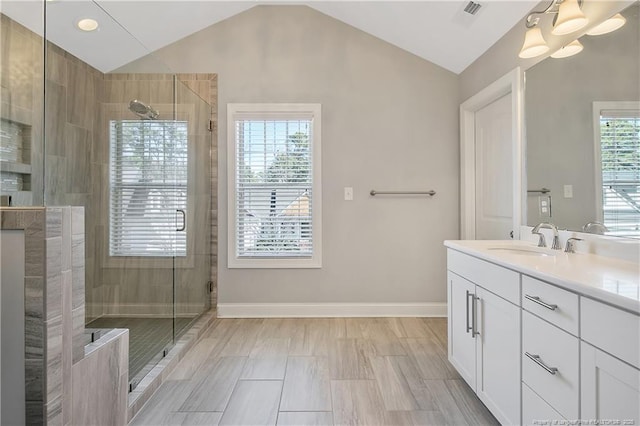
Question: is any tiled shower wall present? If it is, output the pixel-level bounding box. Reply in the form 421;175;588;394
43;43;103;321
1;206;129;425
1;14;218;322
0;207;87;424
0;13;44;206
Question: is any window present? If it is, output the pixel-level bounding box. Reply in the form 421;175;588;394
227;104;322;268
594;102;640;237
109;120;188;257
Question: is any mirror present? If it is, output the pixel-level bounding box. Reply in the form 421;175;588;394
524;2;640;238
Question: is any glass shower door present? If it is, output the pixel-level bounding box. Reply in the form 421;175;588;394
173;79;213;340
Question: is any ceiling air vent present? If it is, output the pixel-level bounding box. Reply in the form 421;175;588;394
463;1;482;15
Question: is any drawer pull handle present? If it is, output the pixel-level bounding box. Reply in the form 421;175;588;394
525;352;558;375
525;295;557;311
472;295;480;337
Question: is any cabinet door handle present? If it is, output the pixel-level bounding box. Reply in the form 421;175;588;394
472;295;480;337
525;352;558;375
466;290;473;334
177;209;186;232
524;294;557;311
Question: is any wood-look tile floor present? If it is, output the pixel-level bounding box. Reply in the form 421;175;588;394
129;318;499;426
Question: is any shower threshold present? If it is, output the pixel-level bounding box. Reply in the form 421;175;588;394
86;316;196;389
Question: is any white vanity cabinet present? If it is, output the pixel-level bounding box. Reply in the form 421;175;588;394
580;298;640;423
447;250;521;425
446;242;640;426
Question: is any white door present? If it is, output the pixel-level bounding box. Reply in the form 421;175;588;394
448;272;477;389
581;342;640;423
475;286;521;425
474;94;513;240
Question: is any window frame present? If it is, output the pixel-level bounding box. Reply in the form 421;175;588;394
593;101;640;235
227;103;322;269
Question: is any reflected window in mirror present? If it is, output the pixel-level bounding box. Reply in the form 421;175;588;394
524;2;639;238
594;103;640;238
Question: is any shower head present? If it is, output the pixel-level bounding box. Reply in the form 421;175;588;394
128;99;159;120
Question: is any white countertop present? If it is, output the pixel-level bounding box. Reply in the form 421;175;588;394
444;239;640;314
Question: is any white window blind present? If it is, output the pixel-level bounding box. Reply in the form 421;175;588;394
600;110;640;237
228;104;322;268
109;120;188;257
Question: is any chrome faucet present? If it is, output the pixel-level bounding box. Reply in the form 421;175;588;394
582;221;608;235
531;222;561;250
564;237;583;253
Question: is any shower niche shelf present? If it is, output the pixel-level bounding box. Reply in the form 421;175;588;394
1;118;33;206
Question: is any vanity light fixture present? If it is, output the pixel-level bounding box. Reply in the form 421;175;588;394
77;18;99;32
518;0;587;59
550;39;583;58
552;0;588;35
519;27;550;59
586;13;626;36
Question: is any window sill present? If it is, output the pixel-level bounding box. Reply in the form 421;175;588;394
228;256;321;269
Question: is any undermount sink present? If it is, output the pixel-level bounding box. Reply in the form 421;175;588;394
487;247;555;257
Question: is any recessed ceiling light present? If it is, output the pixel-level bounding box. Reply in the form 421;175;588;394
77;18;99;32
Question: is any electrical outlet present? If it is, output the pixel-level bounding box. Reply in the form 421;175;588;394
539;196;551;217
344;187;353;201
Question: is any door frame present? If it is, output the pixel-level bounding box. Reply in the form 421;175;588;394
460;67;524;240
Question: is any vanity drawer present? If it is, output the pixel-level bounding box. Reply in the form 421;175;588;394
522;276;579;336
447;249;520;305
523;311;579;420
522;382;565;426
581;297;640;369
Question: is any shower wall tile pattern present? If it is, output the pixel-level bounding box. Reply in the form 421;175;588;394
3;13;219;322
0;207;83;425
1;206;129;425
71;329;129;426
0;13;43;206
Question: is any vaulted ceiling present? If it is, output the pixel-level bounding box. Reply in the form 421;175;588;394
2;1;538;74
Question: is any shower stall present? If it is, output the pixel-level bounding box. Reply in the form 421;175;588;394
80;75;216;387
1;1;217;391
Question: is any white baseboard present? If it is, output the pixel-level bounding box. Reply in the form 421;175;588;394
217;302;447;318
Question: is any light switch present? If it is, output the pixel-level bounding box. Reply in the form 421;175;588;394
344;187;353;201
564;185;573;198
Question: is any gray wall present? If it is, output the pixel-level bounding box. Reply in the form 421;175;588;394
120;5;460;305
525;3;639;230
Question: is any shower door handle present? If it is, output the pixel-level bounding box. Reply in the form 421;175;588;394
177;209;186;232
